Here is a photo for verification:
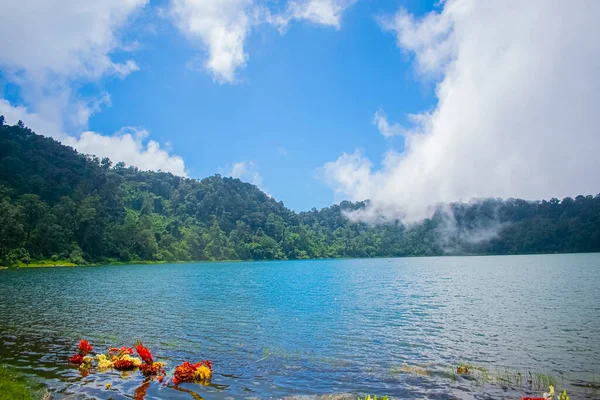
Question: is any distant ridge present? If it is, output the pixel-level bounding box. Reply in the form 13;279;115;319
1;118;599;266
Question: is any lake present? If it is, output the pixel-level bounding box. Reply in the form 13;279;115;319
1;254;599;399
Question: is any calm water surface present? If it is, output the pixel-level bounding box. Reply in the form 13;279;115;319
1;254;599;399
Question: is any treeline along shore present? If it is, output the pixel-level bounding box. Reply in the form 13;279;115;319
1;117;600;267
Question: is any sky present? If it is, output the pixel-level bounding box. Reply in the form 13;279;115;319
1;0;599;220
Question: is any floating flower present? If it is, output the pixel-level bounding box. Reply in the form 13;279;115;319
172;360;213;385
79;356;93;369
78;340;93;355
96;354;114;370
69;339;94;364
135;341;154;365
193;364;211;382
140;361;165;377
108;346;133;358
68;354;84;365
113;354;142;370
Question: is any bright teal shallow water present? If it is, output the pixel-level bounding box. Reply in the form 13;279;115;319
0;254;599;399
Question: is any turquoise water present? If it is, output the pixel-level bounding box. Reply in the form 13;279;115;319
0;254;599;399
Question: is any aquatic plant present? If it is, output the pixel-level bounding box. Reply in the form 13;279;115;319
0;365;43;400
396;365;430;376
456;364;472;375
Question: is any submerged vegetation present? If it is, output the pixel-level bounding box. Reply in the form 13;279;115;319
394;363;573;397
1;119;600;267
0;364;45;400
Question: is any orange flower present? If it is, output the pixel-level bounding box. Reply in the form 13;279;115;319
135;341;153;364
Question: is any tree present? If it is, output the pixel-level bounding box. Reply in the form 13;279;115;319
1;119;600;265
0;200;24;261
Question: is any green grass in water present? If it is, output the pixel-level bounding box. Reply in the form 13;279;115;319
0;365;43;400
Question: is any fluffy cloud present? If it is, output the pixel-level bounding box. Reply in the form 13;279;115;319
281;0;357;29
372;110;404;137
64;127;186;176
0;0;146;128
0;0;187;175
170;0;357;83
1;101;186;176
170;0;252;83
0;0;146;82
0;99;66;140
324;0;600;223
224;161;266;191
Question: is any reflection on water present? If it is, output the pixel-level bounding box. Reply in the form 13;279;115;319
0;254;599;399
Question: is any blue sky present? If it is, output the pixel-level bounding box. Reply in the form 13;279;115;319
1;0;598;220
94;0;437;211
0;0;437;211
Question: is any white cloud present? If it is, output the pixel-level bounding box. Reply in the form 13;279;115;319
65;127;187;176
112;60;141;78
0;0;147;82
324;0;600;223
372;110;404;137
1;101;186;176
171;0;357;82
0;0;146;131
380;6;454;77
280;0;357;29
0;99;66;140
0;0;185;176
224;161;266;191
170;0;252;83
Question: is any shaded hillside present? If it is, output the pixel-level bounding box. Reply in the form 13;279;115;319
1;118;599;266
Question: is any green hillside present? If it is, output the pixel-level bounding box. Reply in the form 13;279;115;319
1;118;599;266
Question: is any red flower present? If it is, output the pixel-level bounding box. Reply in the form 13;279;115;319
68;354;84;364
135;342;153;364
78;339;93;355
140;363;163;377
173;361;197;385
113;359;135;370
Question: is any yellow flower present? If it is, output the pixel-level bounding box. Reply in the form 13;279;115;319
97;354;114;369
193;364;212;383
105;383;112;390
78;355;93;371
120;354;142;367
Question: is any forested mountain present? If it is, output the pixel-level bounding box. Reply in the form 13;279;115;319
1;118;599;266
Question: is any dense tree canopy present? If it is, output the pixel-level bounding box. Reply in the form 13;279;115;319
1;119;599;266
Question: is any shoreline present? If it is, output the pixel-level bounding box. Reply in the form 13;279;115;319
3;251;600;269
